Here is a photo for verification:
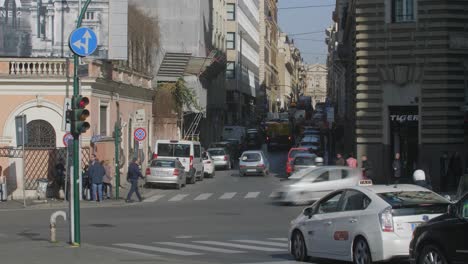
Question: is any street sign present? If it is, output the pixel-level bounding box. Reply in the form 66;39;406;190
69;27;98;57
134;128;147;141
15;115;27;147
62;98;72;132
63;133;74;147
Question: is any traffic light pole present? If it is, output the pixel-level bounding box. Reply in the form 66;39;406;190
72;0;92;246
114;121;121;200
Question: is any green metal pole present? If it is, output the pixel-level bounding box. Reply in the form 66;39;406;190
72;0;92;246
115;122;120;200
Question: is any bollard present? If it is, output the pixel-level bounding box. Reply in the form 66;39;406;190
50;211;67;243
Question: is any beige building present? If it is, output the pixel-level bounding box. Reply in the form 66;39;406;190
328;0;468;189
259;0;279;114
305;64;327;107
0;59;153;199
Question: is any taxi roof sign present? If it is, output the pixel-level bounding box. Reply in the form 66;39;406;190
358;179;373;186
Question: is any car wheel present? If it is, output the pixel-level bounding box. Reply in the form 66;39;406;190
353;238;372;264
291;231;308;261
211;171;215;178
418;245;448;264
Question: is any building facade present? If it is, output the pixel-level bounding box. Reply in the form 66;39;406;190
259;0;279;114
225;0;259;126
305;64;327;107
329;0;468;190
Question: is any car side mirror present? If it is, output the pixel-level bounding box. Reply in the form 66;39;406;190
303;207;314;219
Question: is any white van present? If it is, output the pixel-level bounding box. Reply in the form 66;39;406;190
153;140;203;184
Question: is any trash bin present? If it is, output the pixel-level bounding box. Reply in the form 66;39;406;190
36;178;48;200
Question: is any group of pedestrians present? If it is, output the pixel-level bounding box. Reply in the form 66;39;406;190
82;154;113;202
335;153;373;179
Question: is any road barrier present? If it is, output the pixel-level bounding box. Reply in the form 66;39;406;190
50;211;67;243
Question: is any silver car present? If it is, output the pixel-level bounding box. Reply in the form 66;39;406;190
239;151;269;177
207;148;231;170
271;166;362;205
145;158;186;189
292;153;317;173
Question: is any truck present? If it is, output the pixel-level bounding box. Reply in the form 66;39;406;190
265;120;293;151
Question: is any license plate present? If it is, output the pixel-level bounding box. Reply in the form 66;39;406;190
247;169;256;172
411;223;421;231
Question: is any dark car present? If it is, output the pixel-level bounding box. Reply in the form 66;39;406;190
409;192;468;264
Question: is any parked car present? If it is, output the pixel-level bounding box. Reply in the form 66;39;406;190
286;147;310;175
271;166;362;205
291;153;318;173
239;150;269;177
145;158;186;189
409;192;468;264
210;141;238;164
202;151;215;178
207;148;231;170
288;183;451;263
153;140;203;184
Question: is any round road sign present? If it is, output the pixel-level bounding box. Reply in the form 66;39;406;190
63;133;74;146
134;128;147;141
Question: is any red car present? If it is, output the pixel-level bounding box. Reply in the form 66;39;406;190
286;147;309;175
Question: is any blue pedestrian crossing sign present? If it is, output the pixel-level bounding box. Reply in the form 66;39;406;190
69;27;98;57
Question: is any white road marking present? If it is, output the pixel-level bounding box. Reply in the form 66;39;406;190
143;194;165;203
193;241;284;252
219;192;236;199
175;235;193;239
156;242;245;253
231;240;287;248
268;238;289;242
245;192;260;199
168;194;189;202
114;243;202;256
194;193;213;201
97;245;159;257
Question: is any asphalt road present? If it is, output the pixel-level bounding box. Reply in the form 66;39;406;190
0;149;317;264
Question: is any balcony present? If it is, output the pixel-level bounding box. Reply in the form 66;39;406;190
0;58;68;77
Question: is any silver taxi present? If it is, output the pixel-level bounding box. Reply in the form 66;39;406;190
288;182;450;263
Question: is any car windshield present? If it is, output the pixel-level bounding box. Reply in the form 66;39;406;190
378;191;449;208
152;160;175;168
208;149;225;156
202;152;209;160
158;143;190;157
241;153;261;162
294;156;316;165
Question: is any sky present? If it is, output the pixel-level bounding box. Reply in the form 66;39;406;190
277;0;335;65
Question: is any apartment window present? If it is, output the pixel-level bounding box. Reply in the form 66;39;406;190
226;4;235;21
226;61;235;79
100;105;108;135
226;32;235;49
85;11;95;21
392;0;415;22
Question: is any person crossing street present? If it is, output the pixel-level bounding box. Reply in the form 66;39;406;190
126;157;145;203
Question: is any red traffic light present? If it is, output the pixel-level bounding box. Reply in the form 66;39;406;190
78;97;89;108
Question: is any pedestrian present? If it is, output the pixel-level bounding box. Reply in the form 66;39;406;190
346;153;358;168
102;160;113;199
126;157;145;203
88;154;106;202
413;170;432;190
54;159;66;199
81;165;90;200
361;155;373;180
448;152;463;192
440;152;449;191
392;153;402;184
335;153;345;166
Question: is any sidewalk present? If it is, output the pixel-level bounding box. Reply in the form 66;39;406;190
0;197;132;211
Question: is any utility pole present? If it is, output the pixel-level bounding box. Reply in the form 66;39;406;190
114;103;121;200
238;31;243;124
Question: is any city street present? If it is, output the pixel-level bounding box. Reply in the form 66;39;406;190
0;150;318;264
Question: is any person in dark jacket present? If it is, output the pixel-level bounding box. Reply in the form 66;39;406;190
392;152;402;184
126;157;144;202
54;159;66;199
335;153;345;166
88;154;106;202
361;155;373;180
413;170;432;190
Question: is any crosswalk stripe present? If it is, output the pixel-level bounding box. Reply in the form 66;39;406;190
219;192;236;199
245;192;260;199
194;193;213;201
193;241;284;252
143;194;165;203
156;242;245;253
231;240;287;248
97;245;159;257
114;243;202;256
268;238;289;242
168;194;189;202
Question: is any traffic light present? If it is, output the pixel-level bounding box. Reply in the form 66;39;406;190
114;123;122;143
71;95;90;137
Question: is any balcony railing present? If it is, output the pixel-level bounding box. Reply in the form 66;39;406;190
2;58;68;76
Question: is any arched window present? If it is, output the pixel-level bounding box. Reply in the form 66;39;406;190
26;120;56;148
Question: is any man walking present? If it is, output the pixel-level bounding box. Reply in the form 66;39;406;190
361;155;373;180
392;153;402;184
89;154;105;202
126;157;145;203
346;153;358;168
